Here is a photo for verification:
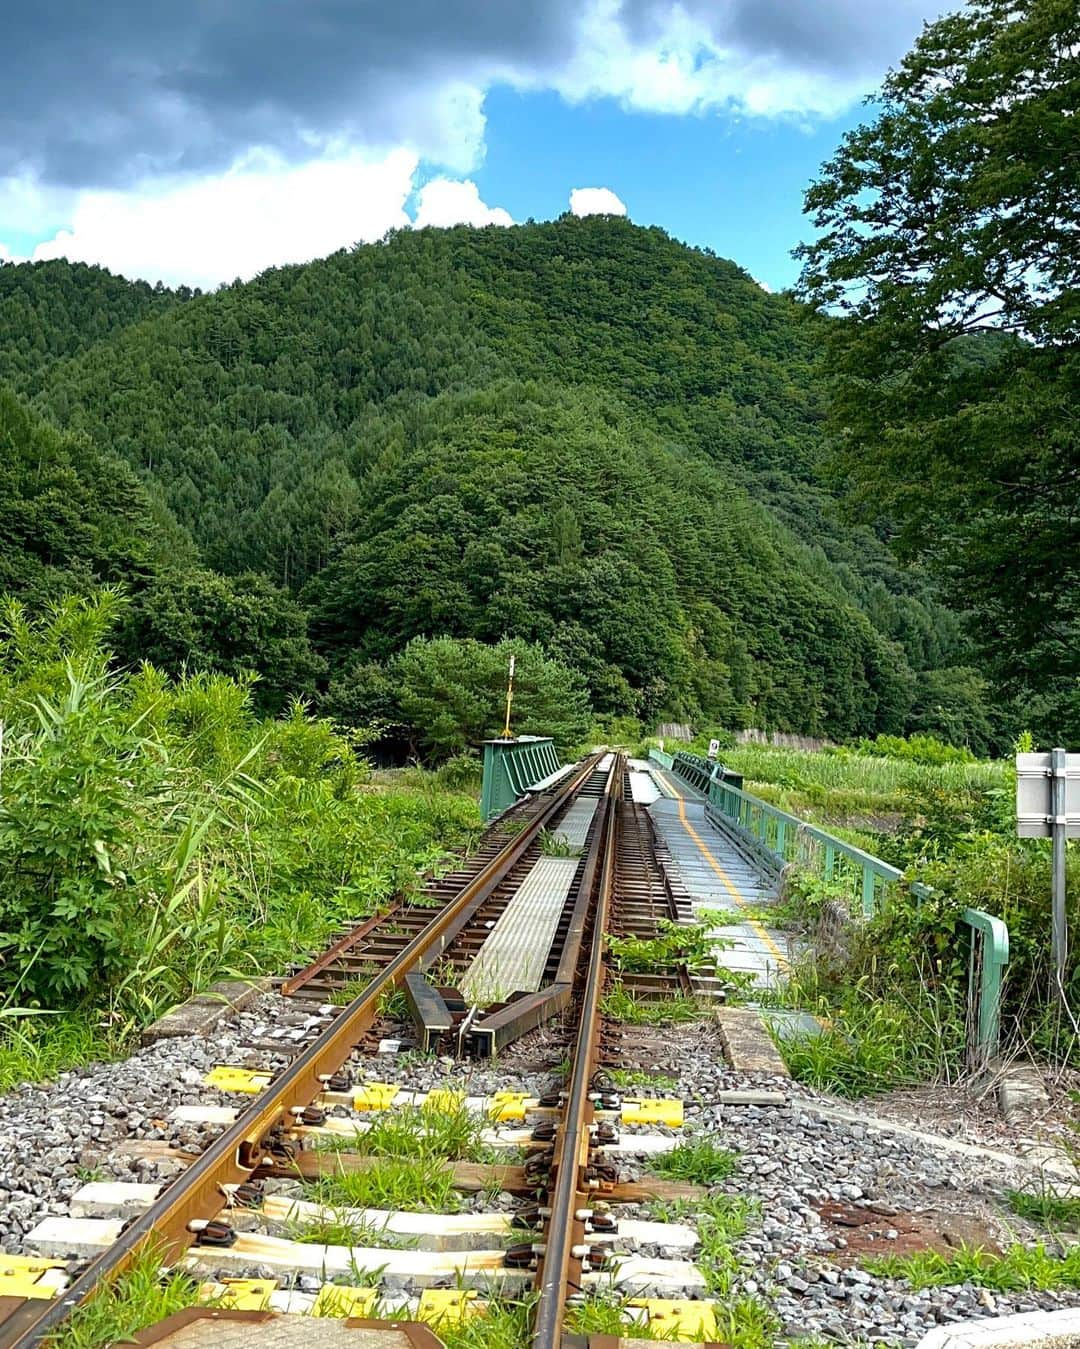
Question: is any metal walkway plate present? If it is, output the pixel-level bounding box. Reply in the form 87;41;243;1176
551;797;599;850
647;795;786;989
460;856;580;1004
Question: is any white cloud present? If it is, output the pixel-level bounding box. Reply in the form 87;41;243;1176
546;0;900;122
569;187;627;218
9;149;515;289
414;178;513;230
29;147;418;289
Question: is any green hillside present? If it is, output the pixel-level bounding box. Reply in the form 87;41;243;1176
0;219;988;747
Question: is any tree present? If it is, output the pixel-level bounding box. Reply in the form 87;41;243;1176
121;568;324;713
391;636;592;761
797;0;1080;740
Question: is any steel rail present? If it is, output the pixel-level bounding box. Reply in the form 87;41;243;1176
531;753;624;1349
467;754;620;1056
0;753;602;1349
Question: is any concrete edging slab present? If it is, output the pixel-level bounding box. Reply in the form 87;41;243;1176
140;978;271;1044
916;1307;1080;1349
713;1006;790;1077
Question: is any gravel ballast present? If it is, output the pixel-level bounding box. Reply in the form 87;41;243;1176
1;1001;1077;1346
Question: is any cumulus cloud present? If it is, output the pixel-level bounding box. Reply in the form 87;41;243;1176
0;0;942;285
1;1;942;192
414;178;513;229
569;187;627;217
29;149;419;290
17;151;515;289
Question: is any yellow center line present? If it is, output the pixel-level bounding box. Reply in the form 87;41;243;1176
657;782;787;969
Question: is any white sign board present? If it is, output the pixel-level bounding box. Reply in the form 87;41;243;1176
1016;751;1080;838
707;738;721;760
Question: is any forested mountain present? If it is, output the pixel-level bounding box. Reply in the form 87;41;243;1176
0;219;992;749
0;260;189;390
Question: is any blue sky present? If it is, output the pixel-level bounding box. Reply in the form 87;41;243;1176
471;89;867;291
0;1;940;290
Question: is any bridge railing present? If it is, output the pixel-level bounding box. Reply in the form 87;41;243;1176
650;747;1009;1068
480;737;562;821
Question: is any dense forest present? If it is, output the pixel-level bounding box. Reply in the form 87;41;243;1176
0;219;999;752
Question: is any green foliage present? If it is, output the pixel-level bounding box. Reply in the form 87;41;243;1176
393;635;590;761
119;566;324;713
309;379;922;737
650;1136;739;1184
308;1159;463;1214
0;597;479;1026
0;219;981;746
798;0;1080;743
0;1014;120;1091
773;978;963;1098
0;385;161;602
438;1298;535;1349
853;734;977;766
868;1242;1080;1292
50;1245;206;1349
599;984;709;1025
0;259;186;389
1009;1189;1080;1232
607;917;727;974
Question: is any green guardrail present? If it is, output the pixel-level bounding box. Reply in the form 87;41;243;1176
650;747;1009;1067
480;737;561;822
648;746;674;771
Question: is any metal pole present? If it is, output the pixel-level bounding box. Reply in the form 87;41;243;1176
501;654;515;739
1051;747;1068;1000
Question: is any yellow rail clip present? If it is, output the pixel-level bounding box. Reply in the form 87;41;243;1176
417;1288;484;1325
203;1066;273;1094
200;1278;277;1310
487;1091;531;1122
621;1098;684;1128
424;1089;465;1114
352;1082;400;1111
313;1285;379;1317
629;1298;718;1339
0;1257;67;1300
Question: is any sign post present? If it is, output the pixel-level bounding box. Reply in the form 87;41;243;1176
1016;749;1080;996
501;654;516;740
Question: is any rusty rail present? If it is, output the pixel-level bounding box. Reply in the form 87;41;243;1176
532;753;623;1349
0;755;602;1349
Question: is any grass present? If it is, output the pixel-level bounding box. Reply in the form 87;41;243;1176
600;984;708;1025
721;742;1004;805
0;1013;123;1090
1008;1189;1080;1232
49;1246;205;1348
308;1157;464;1213
538;827;581;858
867;1241;1080;1291
365;1101;496;1162
607;916;725;975
605;1068;680;1092
308;1097;501;1210
286;1206;417;1248
650;1194;760;1295
650;1137;739;1185
568;1289;776;1349
768;974;959;1099
327;975;376;1006
437;1296;535;1349
568;1294;666;1339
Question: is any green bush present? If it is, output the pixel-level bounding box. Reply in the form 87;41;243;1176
852;733;977;765
0;594;481;1025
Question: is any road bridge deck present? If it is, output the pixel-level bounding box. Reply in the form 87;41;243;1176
637;762;787;990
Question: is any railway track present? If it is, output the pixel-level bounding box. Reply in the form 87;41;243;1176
2;753;730;1348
